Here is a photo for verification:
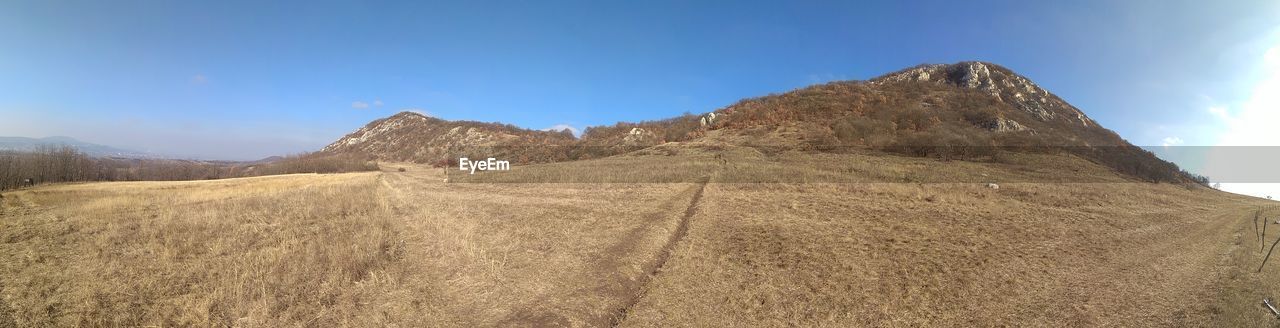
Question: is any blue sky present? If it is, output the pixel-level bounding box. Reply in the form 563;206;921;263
2;1;1278;169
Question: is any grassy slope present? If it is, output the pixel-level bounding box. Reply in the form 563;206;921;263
1;149;1277;326
0;168;693;326
622;182;1276;326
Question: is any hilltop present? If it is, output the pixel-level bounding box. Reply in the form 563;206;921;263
320;112;578;165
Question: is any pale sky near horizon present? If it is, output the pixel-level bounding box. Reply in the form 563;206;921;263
2;0;1279;197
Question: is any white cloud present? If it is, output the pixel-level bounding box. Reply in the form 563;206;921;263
190;74;207;84
374;99;384;107
1161;136;1184;147
542;124;580;136
351;101;370;109
1208;105;1230;120
1202;35;1280;199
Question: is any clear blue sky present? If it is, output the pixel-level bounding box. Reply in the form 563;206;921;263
2;0;1278;163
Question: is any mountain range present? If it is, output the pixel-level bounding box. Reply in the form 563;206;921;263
0;136;158;159
320;61;1199;184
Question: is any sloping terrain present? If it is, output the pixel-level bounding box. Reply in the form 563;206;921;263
325;61;1201;184
2;150;1277;326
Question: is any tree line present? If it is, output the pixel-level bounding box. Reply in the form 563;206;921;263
0;145;378;191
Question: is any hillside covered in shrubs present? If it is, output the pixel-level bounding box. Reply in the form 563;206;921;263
321;61;1204;184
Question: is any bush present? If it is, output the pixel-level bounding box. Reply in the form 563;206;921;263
831;116;896;146
248;153;379;176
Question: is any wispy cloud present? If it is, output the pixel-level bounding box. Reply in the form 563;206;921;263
190;74;207;84
352;99;384;109
542;124;580;136
1161;136;1184;147
806;73;849;84
1208;105;1230;121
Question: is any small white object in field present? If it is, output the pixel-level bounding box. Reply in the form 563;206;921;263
986;183;1000;190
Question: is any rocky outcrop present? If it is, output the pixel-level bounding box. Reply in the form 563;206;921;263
982;118;1031;133
624;128;656;144
873;61;1096;127
700;112;719;127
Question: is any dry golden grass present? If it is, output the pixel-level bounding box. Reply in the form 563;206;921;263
0;173;412;327
1;149;1277;327
0;167;696;326
620;182;1270;326
374;164;695;326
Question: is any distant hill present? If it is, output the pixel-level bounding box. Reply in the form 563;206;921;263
320;112;578;165
321;61;1203;184
0;136;159;159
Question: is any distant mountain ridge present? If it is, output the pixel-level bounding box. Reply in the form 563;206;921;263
0;136;159;159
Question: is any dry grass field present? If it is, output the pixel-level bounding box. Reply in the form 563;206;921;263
2;148;1278;327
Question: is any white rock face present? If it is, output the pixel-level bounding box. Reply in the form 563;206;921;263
872;62;1100;126
986;183;1000;190
322;113;426;152
985;118;1030;132
875;65;945;83
1076;112;1091;127
623;127;655;143
700;112;719;127
959;62;994;91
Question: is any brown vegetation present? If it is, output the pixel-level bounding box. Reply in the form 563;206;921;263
325;62;1207;185
0;147;377;191
0;149;1271;326
319;112;579;165
0;174;402;326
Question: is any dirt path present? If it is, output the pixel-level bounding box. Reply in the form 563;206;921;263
377;166;712;326
607;176;709;326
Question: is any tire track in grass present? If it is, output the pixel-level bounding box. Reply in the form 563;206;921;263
610;176;711;327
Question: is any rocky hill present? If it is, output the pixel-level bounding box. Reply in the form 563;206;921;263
320;112;577;165
321;61;1203;183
